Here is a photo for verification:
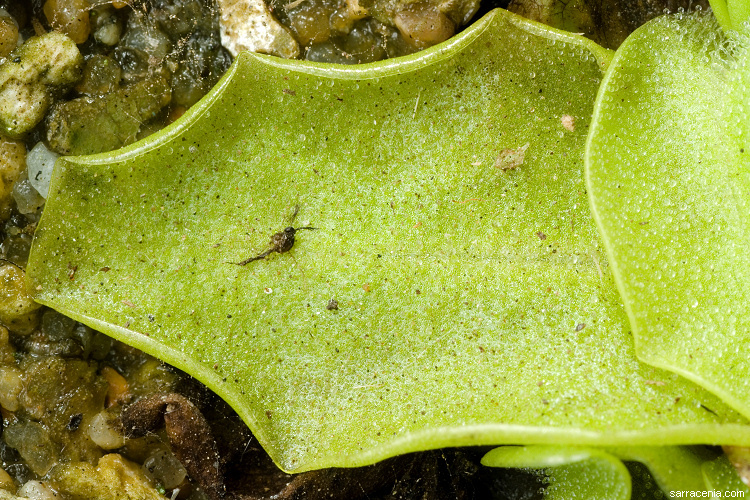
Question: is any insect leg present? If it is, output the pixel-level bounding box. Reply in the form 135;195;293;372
229;248;273;266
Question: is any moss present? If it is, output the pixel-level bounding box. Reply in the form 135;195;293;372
0;263;41;331
19;357;108;464
46;74;171;156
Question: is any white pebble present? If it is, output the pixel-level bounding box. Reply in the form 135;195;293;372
142;449;187;489
26;142;58;198
218;0;299;58
87;410;124;449
17;480;58;499
12;178;44;214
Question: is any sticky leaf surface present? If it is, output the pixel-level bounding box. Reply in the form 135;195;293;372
28;9;750;472
586;12;750;419
703;455;750;492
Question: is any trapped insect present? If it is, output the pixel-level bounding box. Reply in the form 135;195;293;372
228;205;317;266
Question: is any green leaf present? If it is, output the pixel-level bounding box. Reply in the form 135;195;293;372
586;12;750;419
702;454;750;492
609;446;709;493
728;0;750;31
483;445;743;497
709;0;750;33
481;446;631;500
27;9;750;472
708;0;733;32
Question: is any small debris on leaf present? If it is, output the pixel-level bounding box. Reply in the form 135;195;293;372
561;114;575;131
494;143;529;171
644;380;666;386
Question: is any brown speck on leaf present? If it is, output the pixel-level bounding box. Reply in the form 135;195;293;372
265;410;273;419
494;143;530;171
575;323;586;332
536;232;546;240
282;88;296;96
122;299;136;308
362;283;371;292
68;263;77;280
100;266;110;272
561;114;575;131
326;299;339;311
